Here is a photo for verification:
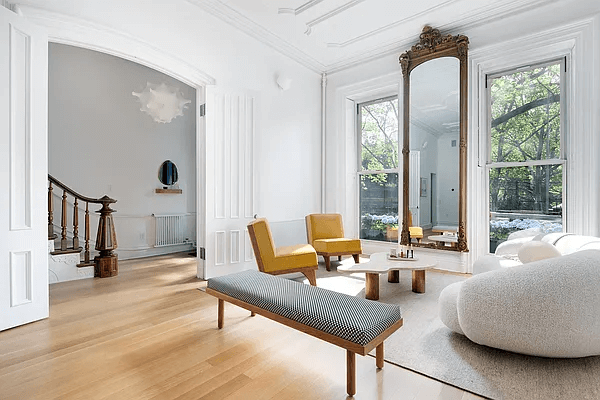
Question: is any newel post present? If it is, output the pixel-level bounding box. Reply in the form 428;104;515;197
94;195;118;278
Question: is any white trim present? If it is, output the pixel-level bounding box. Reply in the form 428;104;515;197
469;16;600;266
14;5;215;86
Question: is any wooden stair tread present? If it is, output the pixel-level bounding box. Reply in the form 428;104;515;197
76;261;95;268
50;247;83;256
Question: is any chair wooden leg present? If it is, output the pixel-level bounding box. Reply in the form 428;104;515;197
347;350;356;396
324;256;331;271
302;269;317;286
250;311;255;317
352;254;360;263
376;343;384;369
218;299;224;329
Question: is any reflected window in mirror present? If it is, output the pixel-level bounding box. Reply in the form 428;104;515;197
357;96;399;243
409;57;460;246
158;160;179;187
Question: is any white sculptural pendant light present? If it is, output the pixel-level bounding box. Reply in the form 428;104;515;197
132;82;191;123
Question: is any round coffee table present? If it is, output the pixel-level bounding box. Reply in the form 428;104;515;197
337;252;436;300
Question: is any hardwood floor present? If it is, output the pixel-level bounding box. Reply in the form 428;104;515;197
0;253;485;400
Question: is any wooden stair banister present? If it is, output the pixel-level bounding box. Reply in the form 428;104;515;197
47;174;118;277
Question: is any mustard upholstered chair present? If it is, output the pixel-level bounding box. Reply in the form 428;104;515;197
408;211;423;243
247;218;318;286
305;214;362;271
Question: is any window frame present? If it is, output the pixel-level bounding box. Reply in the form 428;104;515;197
484;57;567;251
356;95;400;243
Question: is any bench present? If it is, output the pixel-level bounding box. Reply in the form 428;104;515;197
205;270;403;396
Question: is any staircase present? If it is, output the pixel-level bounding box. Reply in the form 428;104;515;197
48;175;118;283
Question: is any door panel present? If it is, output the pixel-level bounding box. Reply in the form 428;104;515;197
0;6;48;331
202;89;256;279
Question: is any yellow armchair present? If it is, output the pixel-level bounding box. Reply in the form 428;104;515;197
247;218;318;286
408;211;423;243
305;213;362;271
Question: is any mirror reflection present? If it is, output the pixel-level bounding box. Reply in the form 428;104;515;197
409;57;459;247
158;160;179;187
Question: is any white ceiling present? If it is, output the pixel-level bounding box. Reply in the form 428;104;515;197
187;0;558;73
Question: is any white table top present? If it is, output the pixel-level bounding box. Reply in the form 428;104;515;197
337;252;436;274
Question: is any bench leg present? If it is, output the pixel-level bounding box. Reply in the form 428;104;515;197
218;299;224;329
250;311;255;317
376;343;384;369
347;350;356;396
324;256;331;271
302;269;317;286
338;255;342;261
352;253;360;263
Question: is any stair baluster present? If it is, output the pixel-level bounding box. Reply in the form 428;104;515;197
61;190;68;251
48;182;55;239
73;198;79;249
84;202;90;264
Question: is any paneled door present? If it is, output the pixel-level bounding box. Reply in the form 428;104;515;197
0;6;49;331
200;89;256;279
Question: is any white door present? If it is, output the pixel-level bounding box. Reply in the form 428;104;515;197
0;7;49;331
200;89;256;279
409;150;420;225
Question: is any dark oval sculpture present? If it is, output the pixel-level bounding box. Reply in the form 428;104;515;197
158;160;178;186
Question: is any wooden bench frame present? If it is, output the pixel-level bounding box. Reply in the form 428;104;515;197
205;287;404;396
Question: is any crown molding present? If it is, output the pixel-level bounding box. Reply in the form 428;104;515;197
324;0;556;74
186;0;325;73
305;0;366;36
14;4;216;86
278;0;324;16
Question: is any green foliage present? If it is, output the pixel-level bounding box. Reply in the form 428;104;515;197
489;63;563;214
360;99;399;184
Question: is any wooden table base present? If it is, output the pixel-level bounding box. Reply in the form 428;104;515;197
366;269;426;299
412;270;426;293
365;273;379;300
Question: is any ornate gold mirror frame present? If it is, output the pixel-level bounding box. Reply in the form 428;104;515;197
399;26;469;251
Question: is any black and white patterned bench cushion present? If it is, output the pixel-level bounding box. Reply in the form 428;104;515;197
207;270;402;346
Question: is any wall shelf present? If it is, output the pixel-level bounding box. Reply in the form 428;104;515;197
155;188;182;194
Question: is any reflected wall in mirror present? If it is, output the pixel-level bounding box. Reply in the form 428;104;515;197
158;160;179;187
399;26;469;252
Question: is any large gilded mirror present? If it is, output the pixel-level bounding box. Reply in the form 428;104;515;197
400;26;469;251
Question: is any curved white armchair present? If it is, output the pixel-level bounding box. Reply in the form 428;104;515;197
439;249;600;358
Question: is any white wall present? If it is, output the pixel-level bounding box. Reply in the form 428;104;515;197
48;43;197;259
326;5;600;272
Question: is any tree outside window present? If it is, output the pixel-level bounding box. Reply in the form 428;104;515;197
358;97;399;242
488;62;565;252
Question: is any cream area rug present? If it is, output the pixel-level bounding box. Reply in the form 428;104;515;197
290;259;600;400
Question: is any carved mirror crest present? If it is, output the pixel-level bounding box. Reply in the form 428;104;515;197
399;26;469;252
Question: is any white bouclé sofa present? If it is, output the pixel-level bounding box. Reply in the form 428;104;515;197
439;233;600;357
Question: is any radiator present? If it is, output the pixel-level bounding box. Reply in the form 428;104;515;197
154;214;187;247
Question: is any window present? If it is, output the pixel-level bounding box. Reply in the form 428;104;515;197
358;96;399;242
487;60;565;252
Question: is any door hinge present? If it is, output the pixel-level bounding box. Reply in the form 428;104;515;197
199;104;206;117
199;247;206;260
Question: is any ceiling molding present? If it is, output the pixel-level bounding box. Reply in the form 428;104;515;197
324;0;556;74
305;0;367;36
327;0;457;47
278;0;325;16
186;0;325;73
